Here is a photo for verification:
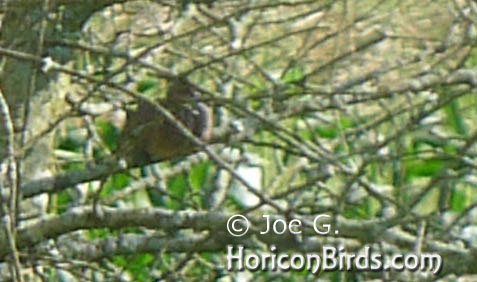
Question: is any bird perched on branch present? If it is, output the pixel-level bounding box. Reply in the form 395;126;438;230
118;79;213;166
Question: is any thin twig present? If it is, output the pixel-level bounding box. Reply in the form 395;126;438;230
0;90;24;282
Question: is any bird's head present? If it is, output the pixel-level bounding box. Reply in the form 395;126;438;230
166;78;199;103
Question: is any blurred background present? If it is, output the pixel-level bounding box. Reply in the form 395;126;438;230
0;0;477;281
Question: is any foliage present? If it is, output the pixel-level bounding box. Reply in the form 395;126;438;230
0;0;476;281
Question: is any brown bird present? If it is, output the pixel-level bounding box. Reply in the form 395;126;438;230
118;79;213;166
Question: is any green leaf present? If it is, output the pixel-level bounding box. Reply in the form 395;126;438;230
189;161;211;191
113;254;155;281
405;159;445;179
450;188;467;212
96;120;120;151
167;174;188;210
56;191;74;214
88;228;111;239
343;202;372;219
316;126;338;139
136;79;159;93
57;133;82;152
445;99;467;136
315;118;355;139
103;173;130;196
283;65;305;85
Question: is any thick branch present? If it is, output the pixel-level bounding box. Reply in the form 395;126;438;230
0;207;469;276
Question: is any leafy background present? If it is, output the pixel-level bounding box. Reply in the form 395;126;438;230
0;0;477;281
